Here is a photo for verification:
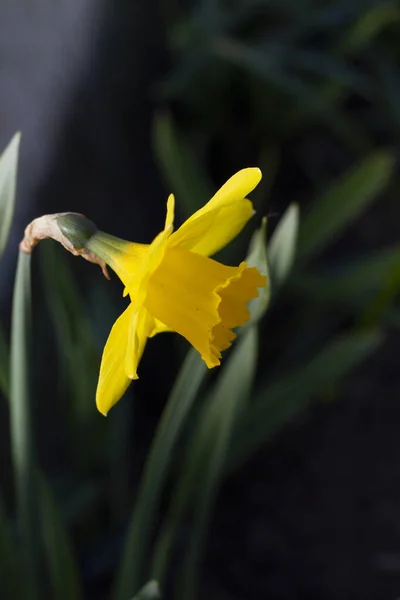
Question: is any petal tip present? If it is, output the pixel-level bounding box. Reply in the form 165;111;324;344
97;402;108;417
243;166;262;178
250;167;262;184
237;167;262;194
165;194;175;230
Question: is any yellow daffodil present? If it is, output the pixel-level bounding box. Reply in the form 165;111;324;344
86;168;266;415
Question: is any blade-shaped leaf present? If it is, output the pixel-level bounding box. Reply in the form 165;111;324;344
230;332;382;471
152;329;257;594
0;323;9;398
131;580;161;600
297;151;394;261
38;474;84;600
178;327;258;600
113;348;207;600
357;249;400;330
0;495;25;599
291;245;400;307
39;242;98;424
268;203;299;286
0;133;21;260
341;2;399;51
245;218;270;325
10;251;41;599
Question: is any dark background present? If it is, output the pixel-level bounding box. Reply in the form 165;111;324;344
1;1;400;599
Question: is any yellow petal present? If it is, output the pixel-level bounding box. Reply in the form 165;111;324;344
145;247;265;367
125;306;155;379
165;194;175;230
216;265;266;327
149;318;172;337
170;198;254;257
131;224;174;307
169;168;261;256
204;167;262;210
96;303;133;416
123;197;175;304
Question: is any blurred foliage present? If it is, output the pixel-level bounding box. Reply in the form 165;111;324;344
1;0;400;599
0;133;20;261
131;581;161;600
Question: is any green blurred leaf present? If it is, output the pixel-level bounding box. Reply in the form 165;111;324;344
10;252;41;599
178;327;257;600
268;203;299;286
113;348;207;600
357;249;400;330
285;48;371;97
152;329;257;594
0;323;9;398
3;250;83;597
230;332;382;471
131;580;161;600
244;217;270;325
210;36;363;141
40;242;98;423
292;245;400;307
0;132;20;260
38;474;84;600
375;58;400;131
341;2;399;52
297;151;394;262
0;495;25;599
152;112;212;217
388;309;400;329
2;251;83;597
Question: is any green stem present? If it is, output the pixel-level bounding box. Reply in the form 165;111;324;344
10;251;40;600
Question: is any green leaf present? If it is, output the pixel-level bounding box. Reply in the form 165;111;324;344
341;2;399;52
374;58;400;132
38;474;84;600
285;49;371;96
9;251;41;599
268;203;299;286
131;580;161;600
113;348;207;600
152;329;257;595
357;249;400;330
0;133;21;260
210;37;361;140
2;250;83;598
152;112;212;217
297;151;394;261
245;218;270;325
178;327;258;600
39;242;98;423
292;245;400;307
0;495;25;598
230;332;382;471
0;323;9;398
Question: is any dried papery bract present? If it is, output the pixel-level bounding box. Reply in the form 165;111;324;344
19;212;110;279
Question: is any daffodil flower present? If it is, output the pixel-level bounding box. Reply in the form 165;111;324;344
86;168;266;415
